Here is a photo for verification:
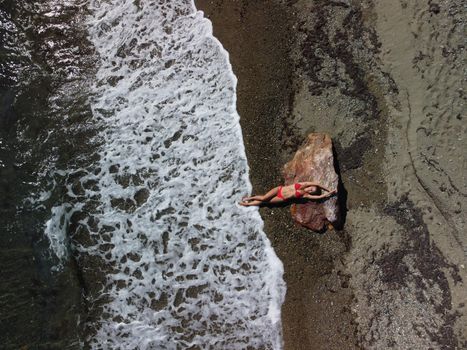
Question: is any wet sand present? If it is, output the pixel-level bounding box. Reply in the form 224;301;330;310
196;0;466;349
195;1;358;349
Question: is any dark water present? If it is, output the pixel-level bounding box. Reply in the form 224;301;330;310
1;1;286;348
0;1;95;348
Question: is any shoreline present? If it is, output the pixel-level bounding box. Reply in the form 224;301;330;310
196;0;466;348
1;0;464;348
195;1;359;349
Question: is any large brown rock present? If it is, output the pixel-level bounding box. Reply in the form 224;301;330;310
283;133;340;231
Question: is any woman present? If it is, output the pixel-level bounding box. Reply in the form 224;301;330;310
239;181;336;207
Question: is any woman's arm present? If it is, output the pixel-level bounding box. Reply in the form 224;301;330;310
301;181;332;192
303;190;337;200
300;181;319;187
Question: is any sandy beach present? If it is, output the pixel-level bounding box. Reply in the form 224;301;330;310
196;0;466;348
2;0;463;348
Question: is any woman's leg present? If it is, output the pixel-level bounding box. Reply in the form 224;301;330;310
242;195;262;201
243;187;280;202
262;187;281;200
240;195;284;206
268;196;285;204
239;199;263;206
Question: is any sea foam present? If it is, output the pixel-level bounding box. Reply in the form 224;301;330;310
48;0;286;348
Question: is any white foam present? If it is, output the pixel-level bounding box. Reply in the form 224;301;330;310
44;205;71;262
73;0;287;348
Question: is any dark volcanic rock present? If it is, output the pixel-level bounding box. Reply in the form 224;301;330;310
283;133;340;231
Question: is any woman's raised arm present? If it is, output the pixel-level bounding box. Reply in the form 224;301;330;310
303;189;337;200
301;181;332;192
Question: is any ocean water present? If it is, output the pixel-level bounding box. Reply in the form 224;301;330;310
1;0;94;347
4;0;286;348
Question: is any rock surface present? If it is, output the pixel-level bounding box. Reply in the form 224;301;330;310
283;133;340;231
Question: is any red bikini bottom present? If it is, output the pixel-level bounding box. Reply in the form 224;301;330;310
277;183;302;199
277;186;284;199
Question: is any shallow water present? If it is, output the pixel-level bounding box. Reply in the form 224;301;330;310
1;0;285;348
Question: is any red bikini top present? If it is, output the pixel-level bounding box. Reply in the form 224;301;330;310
294;183;303;198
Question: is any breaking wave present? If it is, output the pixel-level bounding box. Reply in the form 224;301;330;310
42;0;285;348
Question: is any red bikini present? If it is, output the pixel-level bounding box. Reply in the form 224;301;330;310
294;183;303;198
277;186;284;199
277;183;302;199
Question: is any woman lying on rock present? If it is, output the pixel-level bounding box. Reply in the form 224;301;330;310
239;182;337;207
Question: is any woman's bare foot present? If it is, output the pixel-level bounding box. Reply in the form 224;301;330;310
241;195;262;202
240;197;253;205
239;199;262;206
239;197;251;206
